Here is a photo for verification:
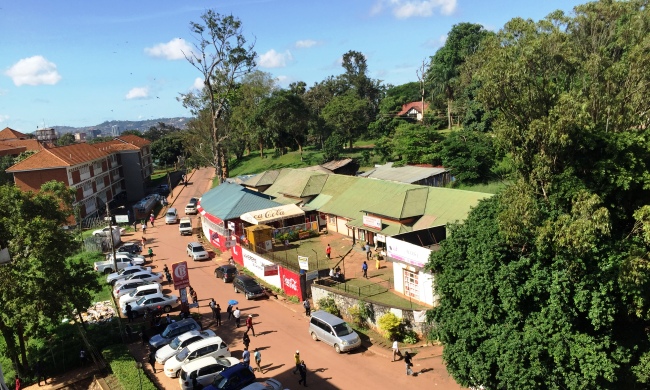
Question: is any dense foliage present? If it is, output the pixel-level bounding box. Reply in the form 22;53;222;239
427;1;650;388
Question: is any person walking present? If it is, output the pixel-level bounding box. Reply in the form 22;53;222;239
362;261;368;278
325;244;331;259
191;290;198;305
233;307;241;327
126;303;133;323
292;350;301;374
253;348;263;373
245;314;255;336
148;247;154;262
226;304;233;320
148;348;157;373
241;347;250;367
365;242;372;260
303;299;311;317
297;360;307;387
392;339;401;361
209;299;217;318
404;351;413;375
35;359;45;386
15;374;22;390
141;236;146;249
215;304;222;326
141;221;146;234
242;332;251;350
150;213;155;227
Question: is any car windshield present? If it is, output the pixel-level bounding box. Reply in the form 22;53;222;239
193;246;205;252
117;269;126;275
135;296;147;305
333;322;353;336
175;347;189;361
169;335;183;350
216;358;233;367
213;375;226;387
243;280;259;287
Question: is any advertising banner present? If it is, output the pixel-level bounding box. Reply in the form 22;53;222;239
279;266;302;299
298;256;309;270
242;247;281;287
172;261;190;290
231;244;243;265
386;237;432;268
363;215;382;230
264;264;279;276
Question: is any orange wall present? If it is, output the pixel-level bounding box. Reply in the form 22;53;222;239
13;168;69;192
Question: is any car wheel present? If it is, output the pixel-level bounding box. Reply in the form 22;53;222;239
104;268;113;275
94;233;101;237
163;305;172;313
311;332;319;341
334;344;342;354
214;270;219;278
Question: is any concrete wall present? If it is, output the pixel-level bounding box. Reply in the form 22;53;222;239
311;284;428;336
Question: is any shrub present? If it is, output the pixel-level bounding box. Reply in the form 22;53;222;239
347;301;369;329
317;296;340;317
402;329;419;344
102;344;157;390
287;296;300;304
377;312;402;341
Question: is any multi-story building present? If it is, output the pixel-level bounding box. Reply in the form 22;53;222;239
6;135;152;221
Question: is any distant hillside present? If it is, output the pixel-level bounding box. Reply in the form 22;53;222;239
53;117;190;134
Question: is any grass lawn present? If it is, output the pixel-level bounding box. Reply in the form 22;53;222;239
454;180;510;194
75;251;114;302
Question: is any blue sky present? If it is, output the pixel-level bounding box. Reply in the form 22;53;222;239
1;0;585;132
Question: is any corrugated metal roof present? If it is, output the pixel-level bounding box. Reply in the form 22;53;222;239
264;169;327;199
360;162;449;184
243;170;280;187
321;158;354;171
7;143;110;172
416;187;492;228
200;183;282;221
0;127;28;140
347;218;412;236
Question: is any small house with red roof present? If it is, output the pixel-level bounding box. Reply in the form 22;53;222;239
397;101;429;122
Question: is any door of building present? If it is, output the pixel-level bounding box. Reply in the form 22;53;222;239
403;269;419;299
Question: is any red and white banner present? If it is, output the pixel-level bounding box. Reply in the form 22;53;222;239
231;244;243;265
172;261;190;290
279;266;302;299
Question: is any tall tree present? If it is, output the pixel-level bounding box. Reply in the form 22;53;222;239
56;133;75;146
151;132;185;166
259;89;310;159
181;10;256;182
427;23;490;129
321;91;371;149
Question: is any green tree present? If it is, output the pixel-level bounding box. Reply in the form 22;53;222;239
0;155;15;186
181;10;256;182
0;182;98;376
439;130;494;184
321;91;371;149
56;132;75;146
259;89;310;159
151;132;184;166
427;23;490;129
322;132;345;162
391;123;443;164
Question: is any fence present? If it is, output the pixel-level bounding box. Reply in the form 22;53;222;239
272;221;319;238
314;277;392;298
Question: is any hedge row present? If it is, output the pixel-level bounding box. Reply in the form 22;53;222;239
102;344;157;390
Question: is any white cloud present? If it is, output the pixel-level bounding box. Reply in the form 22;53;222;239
295;40;317;49
374;0;457;19
5;56;62;86
144;38;193;60
424;34;448;48
0;114;9;122
258;49;293;68
192;77;204;90
125;87;150;100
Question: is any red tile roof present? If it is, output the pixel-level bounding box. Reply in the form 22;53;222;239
91;140;140;152
0;127;29;140
2;139;44;152
115;134;151;148
7;143;110;172
397;101;429;116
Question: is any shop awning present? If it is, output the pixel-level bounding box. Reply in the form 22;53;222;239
346;218;412;236
240;204;305;225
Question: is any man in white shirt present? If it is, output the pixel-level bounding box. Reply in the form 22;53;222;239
392;339;400;361
233;307;241;327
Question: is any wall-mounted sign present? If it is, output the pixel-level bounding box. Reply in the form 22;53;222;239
228;221;235;231
363;215;382;230
115;215;129;223
264;264;279;276
376;233;386;242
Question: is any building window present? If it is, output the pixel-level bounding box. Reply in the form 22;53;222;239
79;166;89;175
328;215;336;224
358;229;366;241
403;269;419;299
83;182;92;192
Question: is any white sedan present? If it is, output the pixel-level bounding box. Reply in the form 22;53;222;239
113;280;152;298
92;226;120;237
113;271;163;289
106;266;151;285
106;252;145;262
156;330;216;364
122;293;179;316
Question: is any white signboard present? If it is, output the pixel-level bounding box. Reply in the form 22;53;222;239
115;215;129;223
228;221;235;231
298;256;309;270
241;247;281;288
376;233;386;242
386;236;432;268
363;215;382;230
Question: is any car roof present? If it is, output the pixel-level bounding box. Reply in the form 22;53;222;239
182;356;237;372
184;336;223;351
310;310;347;325
188;241;203;247
135;292;164;301
220;264;237;270
166;318;198;330
235;275;255;282
218;362;254;379
134;283;161;292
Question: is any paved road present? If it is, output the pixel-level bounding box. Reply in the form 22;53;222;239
131;167;465;390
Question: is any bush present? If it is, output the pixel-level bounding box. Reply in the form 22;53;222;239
402;329;419;344
347;301;370;329
317;296;340;317
377;312;402;341
287;296;300;304
102;344;157;390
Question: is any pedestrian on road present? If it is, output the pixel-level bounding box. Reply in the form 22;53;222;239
150;213;155;227
141;222;146;234
246;314;255;336
226;304;233;320
254;348;263;373
209;299;216;318
15;374;21;390
215;304;222;326
303;299;311;316
148;247;154;261
133;220;138;232
375;254;380;270
141;236;146;249
148;349;157;373
298;360;307;387
126;303;133;323
241;347;250;367
392;339;401;361
325;244;331;259
404;351;413;376
292;350;301;374
233;307;241;327
362;261;368;278
35;359;45;386
365;242;372;259
191;290;198;305
242;332;251;350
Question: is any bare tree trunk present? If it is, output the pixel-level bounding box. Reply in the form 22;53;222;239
259;138;264;158
447;98;452;130
296;141;303;161
221;148;228;181
0;319;23;376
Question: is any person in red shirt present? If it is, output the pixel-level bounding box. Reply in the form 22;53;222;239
246;314;255;336
15;374;22;390
326;244;331;259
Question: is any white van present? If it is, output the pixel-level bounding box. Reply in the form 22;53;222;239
308;310;361;353
178;356;240;390
179;217;192;236
164;336;231;378
165;208;178;224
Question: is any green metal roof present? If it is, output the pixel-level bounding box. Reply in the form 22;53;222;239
242;170;280;188
200;183;281;221
415;187;492;228
347;218;413;236
264;169;327;199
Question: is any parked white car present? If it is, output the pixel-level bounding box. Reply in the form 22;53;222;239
164;337;231;378
178;356;240;390
92;226;122;237
106;266;151;285
113;280;152;298
122;293;179;316
94;256;145;274
113;271;163;289
105;252;145;262
119;283;163;309
155;330;216;364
